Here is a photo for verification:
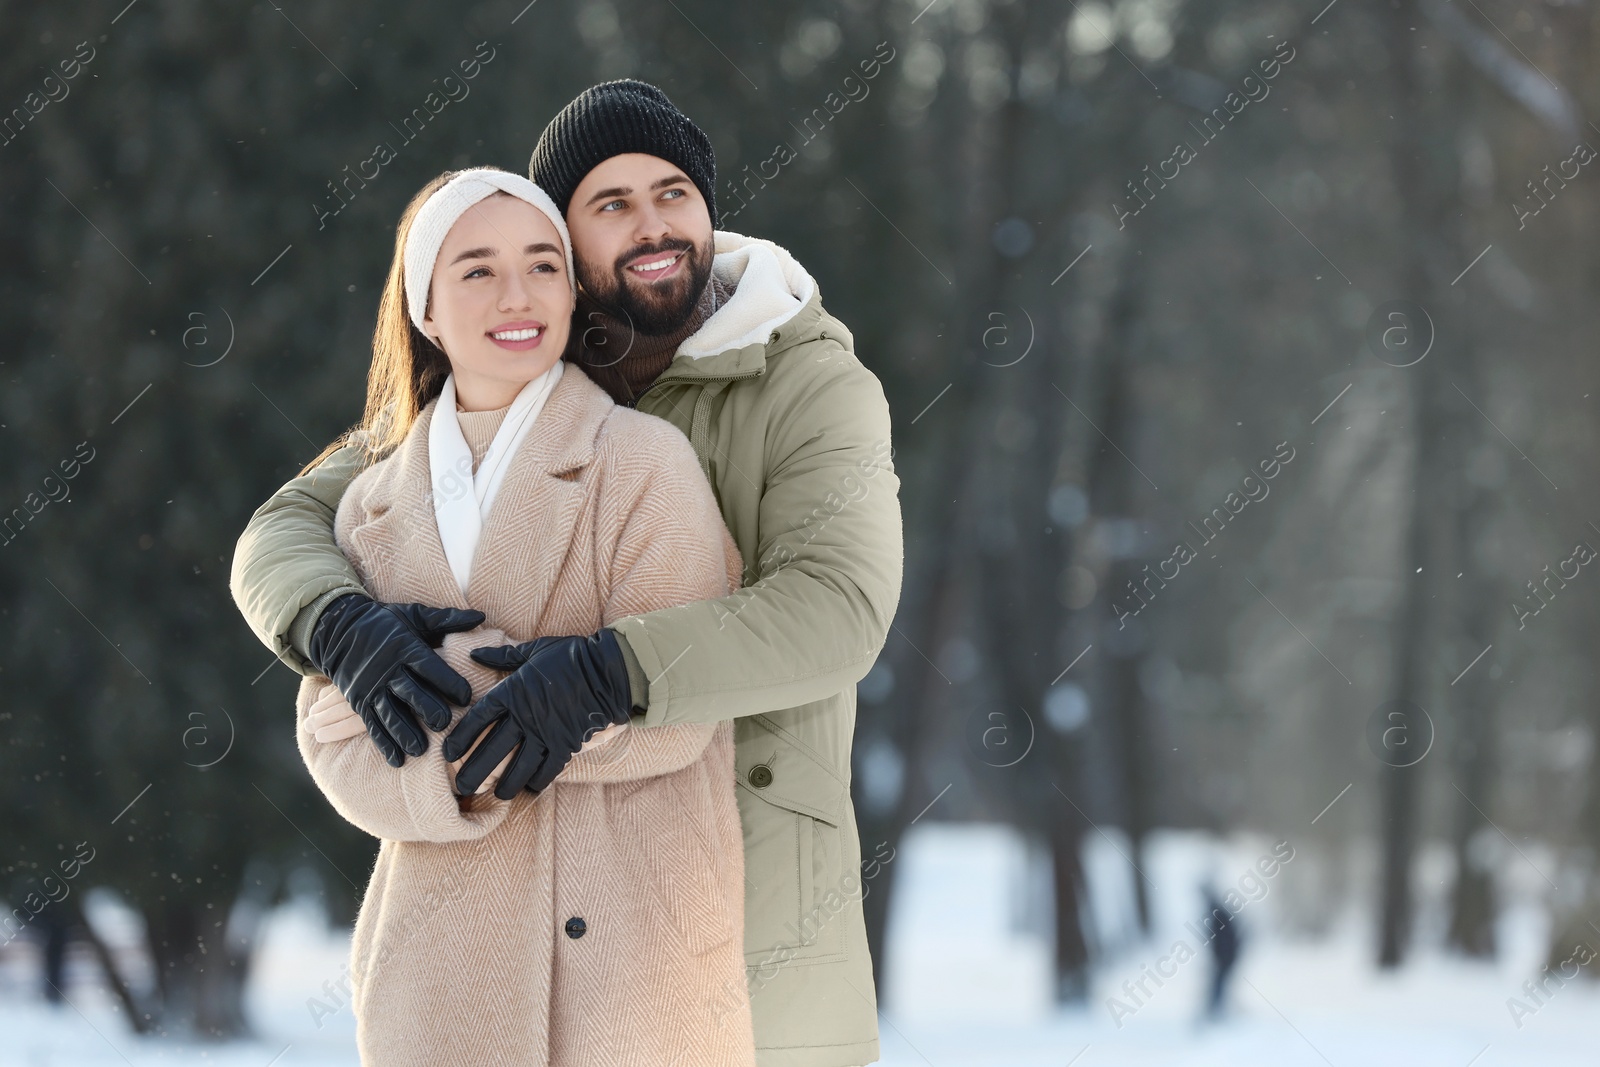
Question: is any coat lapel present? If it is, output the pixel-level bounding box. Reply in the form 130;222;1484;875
342;404;469;613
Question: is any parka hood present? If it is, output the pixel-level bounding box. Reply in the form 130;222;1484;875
678;231;818;360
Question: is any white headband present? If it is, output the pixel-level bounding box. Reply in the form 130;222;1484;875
403;168;575;333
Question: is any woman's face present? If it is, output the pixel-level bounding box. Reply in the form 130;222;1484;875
423;194;572;410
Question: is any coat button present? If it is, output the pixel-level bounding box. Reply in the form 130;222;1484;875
747;764;773;789
565;917;586;939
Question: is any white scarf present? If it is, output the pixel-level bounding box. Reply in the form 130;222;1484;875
428;361;565;596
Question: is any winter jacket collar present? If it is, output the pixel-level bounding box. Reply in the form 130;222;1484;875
679;231;816;359
643;232;824;389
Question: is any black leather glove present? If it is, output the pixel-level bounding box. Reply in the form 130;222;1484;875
442;629;633;800
307;593;485;767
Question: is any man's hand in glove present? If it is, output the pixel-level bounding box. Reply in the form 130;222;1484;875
442;629;634;801
307;593;485;767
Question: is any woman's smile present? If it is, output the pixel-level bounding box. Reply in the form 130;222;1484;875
487;319;546;350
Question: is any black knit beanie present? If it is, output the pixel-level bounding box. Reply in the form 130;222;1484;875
529;80;718;228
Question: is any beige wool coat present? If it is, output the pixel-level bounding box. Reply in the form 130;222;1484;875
294;364;756;1067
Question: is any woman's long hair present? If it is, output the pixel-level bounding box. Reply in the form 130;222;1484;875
301;170;459;474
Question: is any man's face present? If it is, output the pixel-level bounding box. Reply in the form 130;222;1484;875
565;153;714;336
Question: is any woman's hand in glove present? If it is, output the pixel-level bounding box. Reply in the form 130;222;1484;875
441;630;633;800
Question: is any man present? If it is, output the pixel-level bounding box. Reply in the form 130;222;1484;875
231;80;901;1067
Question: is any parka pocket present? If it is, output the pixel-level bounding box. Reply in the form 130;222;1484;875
736;718;849;968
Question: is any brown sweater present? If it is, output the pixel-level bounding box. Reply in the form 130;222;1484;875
456;402;509;472
294;365;755;1067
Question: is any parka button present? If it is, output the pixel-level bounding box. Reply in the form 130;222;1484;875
747;765;773;788
565;916;587;939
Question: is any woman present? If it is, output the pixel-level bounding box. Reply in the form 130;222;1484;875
292;167;755;1066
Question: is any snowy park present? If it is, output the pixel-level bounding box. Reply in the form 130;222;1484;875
3;825;1594;1066
8;0;1600;1063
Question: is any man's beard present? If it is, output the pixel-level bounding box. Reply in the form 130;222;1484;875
577;236;715;337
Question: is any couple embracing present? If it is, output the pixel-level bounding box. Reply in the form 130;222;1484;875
230;80;902;1067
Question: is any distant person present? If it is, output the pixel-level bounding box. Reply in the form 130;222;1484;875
1202;885;1241;1019
232;80;901;1066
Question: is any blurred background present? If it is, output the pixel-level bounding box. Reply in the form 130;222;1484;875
3;0;1599;1062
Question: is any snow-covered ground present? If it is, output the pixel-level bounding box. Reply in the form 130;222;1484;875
2;824;1595;1065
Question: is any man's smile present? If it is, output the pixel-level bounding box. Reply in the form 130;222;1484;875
626;249;685;278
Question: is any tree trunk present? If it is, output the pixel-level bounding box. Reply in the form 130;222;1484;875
73;894;154;1035
858;1;1032;993
1086;250;1154;935
1378;0;1457;968
1049;811;1093;998
144;892;260;1040
1445;362;1498;958
964;0;1096;997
